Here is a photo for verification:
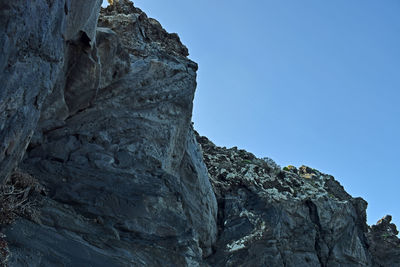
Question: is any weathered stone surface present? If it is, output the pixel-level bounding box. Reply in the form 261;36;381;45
367;215;400;266
0;0;65;183
98;2;189;58
4;1;217;266
1;0;399;266
96;27;130;89
196;134;400;267
0;0;102;183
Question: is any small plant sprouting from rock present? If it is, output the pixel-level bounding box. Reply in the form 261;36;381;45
381;233;390;239
261;157;280;171
242;159;252;165
283;165;297;173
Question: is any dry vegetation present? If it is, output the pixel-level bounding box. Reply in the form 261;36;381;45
0;170;45;266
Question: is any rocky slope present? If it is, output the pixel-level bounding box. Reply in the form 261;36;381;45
197;134;400;266
0;0;399;266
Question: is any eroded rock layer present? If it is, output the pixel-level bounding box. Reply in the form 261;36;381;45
0;1;399;266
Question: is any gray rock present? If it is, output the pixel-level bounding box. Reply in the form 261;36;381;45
0;0;102;183
367;215;400;266
196;134;400;267
0;0;65;183
96;27;130;89
1;0;399;266
4;1;217;265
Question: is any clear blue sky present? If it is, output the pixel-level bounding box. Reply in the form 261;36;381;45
102;1;400;228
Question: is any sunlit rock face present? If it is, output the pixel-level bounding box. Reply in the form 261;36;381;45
197;134;400;267
1;0;399;266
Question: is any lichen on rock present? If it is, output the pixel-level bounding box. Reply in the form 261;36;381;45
196;133;400;266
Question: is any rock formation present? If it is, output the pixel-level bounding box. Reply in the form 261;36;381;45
0;0;102;184
197;134;400;266
0;0;399;266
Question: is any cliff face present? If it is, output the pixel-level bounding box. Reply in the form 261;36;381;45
0;1;399;266
0;0;102;183
2;1;217;266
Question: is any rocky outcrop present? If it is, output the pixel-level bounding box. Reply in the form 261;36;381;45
196;134;400;266
367;215;400;266
0;0;399;266
3;1;217;266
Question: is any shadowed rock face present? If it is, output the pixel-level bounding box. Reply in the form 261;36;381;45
0;0;102;183
0;0;399;266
